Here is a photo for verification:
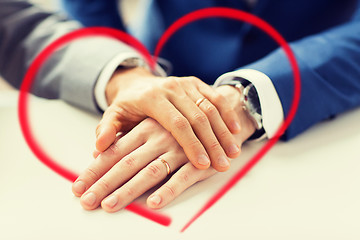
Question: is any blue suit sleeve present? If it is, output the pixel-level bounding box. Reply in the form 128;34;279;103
244;8;360;140
61;0;125;30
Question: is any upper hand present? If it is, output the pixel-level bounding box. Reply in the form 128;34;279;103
96;67;242;172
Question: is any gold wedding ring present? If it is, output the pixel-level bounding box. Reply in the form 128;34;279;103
159;158;171;175
195;97;206;107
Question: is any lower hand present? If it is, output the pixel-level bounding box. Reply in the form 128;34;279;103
73;118;216;211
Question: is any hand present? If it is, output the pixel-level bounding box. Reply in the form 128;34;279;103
73;118;206;211
72;86;256;211
96;67;242;172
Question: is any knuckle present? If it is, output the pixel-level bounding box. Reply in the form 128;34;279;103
85;168;100;182
144;163;163;179
163;77;180;90
224;107;236;117
175;76;186;83
103;106;122;123
157;131;175;145
137;118;159;139
213;92;226;105
142;86;161;102
142;89;155;101
192;111;208;125
177;172;190;183
179;77;190;85
114;107;129;121
163;184;176;198
187;139;201;149
208;140;221;151
97;179;111;191
125;187;136;197
218;129;230;139
165;76;178;82
203;103;218;117
121;155;137;169
179;76;196;86
171;116;190;131
187;76;200;83
105;143;120;156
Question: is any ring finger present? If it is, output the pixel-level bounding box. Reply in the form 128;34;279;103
192;92;241;159
183;85;240;169
166;92;231;172
101;152;187;212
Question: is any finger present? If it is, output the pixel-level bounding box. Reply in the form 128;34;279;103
93;133;125;159
196;99;241;159
101;152;187;212
184;83;241;159
72;126;146;197
196;80;242;134
147;162;217;209
95;107;123;152
168;92;231;172
79;140;164;210
143;96;211;170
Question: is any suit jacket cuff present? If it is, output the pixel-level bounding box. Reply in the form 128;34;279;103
214;69;284;139
57;36;141;113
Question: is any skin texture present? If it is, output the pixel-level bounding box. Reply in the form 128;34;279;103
95;67;243;172
72;84;256;212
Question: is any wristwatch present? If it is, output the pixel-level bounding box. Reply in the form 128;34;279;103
117;57;145;68
117;57;168;77
219;76;265;140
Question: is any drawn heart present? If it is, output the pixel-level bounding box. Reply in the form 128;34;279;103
18;7;300;232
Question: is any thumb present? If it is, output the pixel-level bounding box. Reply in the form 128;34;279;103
93;149;101;159
95;110;122;152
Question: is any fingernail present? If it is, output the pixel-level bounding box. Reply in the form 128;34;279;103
149;195;162;206
228;144;240;155
73;181;86;195
198;154;210;166
218;156;230;168
82;192;96;206
232;121;241;132
103;195;118;208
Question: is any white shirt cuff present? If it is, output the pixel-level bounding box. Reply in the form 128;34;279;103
214;69;284;139
94;52;167;111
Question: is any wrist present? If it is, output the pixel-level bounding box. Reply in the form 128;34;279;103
106;67;154;105
215;86;256;142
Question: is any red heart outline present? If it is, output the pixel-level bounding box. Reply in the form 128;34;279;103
18;7;300;232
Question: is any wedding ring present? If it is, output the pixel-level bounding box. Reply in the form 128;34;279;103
159;158;171;175
195;97;206;107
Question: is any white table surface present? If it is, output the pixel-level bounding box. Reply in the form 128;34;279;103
1;89;359;240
